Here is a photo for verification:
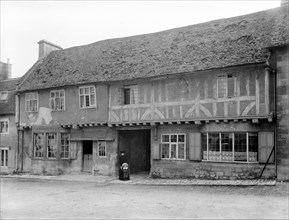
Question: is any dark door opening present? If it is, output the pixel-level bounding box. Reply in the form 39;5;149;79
83;141;93;172
118;130;151;174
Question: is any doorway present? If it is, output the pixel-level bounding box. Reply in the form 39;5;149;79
82;141;93;172
118;130;151;174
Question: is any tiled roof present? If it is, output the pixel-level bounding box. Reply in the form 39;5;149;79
0;78;20;115
18;6;289;91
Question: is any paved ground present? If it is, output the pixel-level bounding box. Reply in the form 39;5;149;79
1;172;277;186
1;176;288;219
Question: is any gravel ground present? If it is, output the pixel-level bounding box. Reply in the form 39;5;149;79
1;178;288;219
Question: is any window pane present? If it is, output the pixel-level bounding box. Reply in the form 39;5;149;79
227;75;235;97
171;135;177;142
208;133;220;160
85;95;90;107
80;88;84;95
171;144;177;158
124;88;130;105
221;133;233;161
90;94;95;105
34;133;44;158
178;135;185;143
178;143;185;159
61;133;70;159
47;133;57;158
234;133;247;161
161;144;169;158
248;133;258;162
162;135;169;142
98;141;106;157
202;133;207;160
90;86;95;93
85;87;89;94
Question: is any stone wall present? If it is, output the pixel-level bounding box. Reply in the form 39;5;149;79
276;46;289;180
151;161;275;179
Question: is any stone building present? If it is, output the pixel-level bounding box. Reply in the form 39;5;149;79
15;3;289;180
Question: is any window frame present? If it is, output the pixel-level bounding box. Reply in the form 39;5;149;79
50;89;65;111
0;91;8;101
60;133;70;159
202;132;258;163
79;85;97;109
46;132;58;159
217;74;236;98
0;119;9;134
1;148;9;167
123;85;138;105
97;141;106;157
161;133;186;160
25;92;39;112
33;133;45;158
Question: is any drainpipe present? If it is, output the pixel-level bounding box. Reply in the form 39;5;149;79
15;93;20;172
21;129;24;172
273;68;277;179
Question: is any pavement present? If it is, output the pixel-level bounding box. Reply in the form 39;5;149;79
1;172;277;186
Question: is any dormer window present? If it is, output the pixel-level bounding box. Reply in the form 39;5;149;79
0;91;8;101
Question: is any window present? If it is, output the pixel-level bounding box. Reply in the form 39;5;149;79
217;74;236;98
0;120;9;134
79;86;96;108
34;133;45;158
47;133;57;159
25;92;38;112
202;132;258;162
1;149;8;167
98;141;106;157
161;134;186;160
0;91;8;101
123;85;138;105
60;133;70;159
50;90;65;111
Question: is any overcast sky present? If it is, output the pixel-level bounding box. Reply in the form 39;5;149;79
1;0;281;79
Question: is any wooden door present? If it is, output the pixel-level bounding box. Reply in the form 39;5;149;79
83;141;93;172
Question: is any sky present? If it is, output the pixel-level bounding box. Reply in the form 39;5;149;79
0;0;281;79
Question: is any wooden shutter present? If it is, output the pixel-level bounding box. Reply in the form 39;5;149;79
117;87;124;105
189;133;202;160
258;132;274;163
152;142;161;160
227;75;236;97
70;142;77;159
8;149;15;168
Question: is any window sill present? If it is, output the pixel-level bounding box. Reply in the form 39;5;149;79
201;160;259;164
161;158;186;161
80;106;97;109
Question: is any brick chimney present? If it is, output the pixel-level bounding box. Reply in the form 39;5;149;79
0;59;12;80
281;0;289;6
38;40;62;60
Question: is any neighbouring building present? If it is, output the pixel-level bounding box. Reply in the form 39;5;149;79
0;61;20;173
0;60;12;81
16;3;289;180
